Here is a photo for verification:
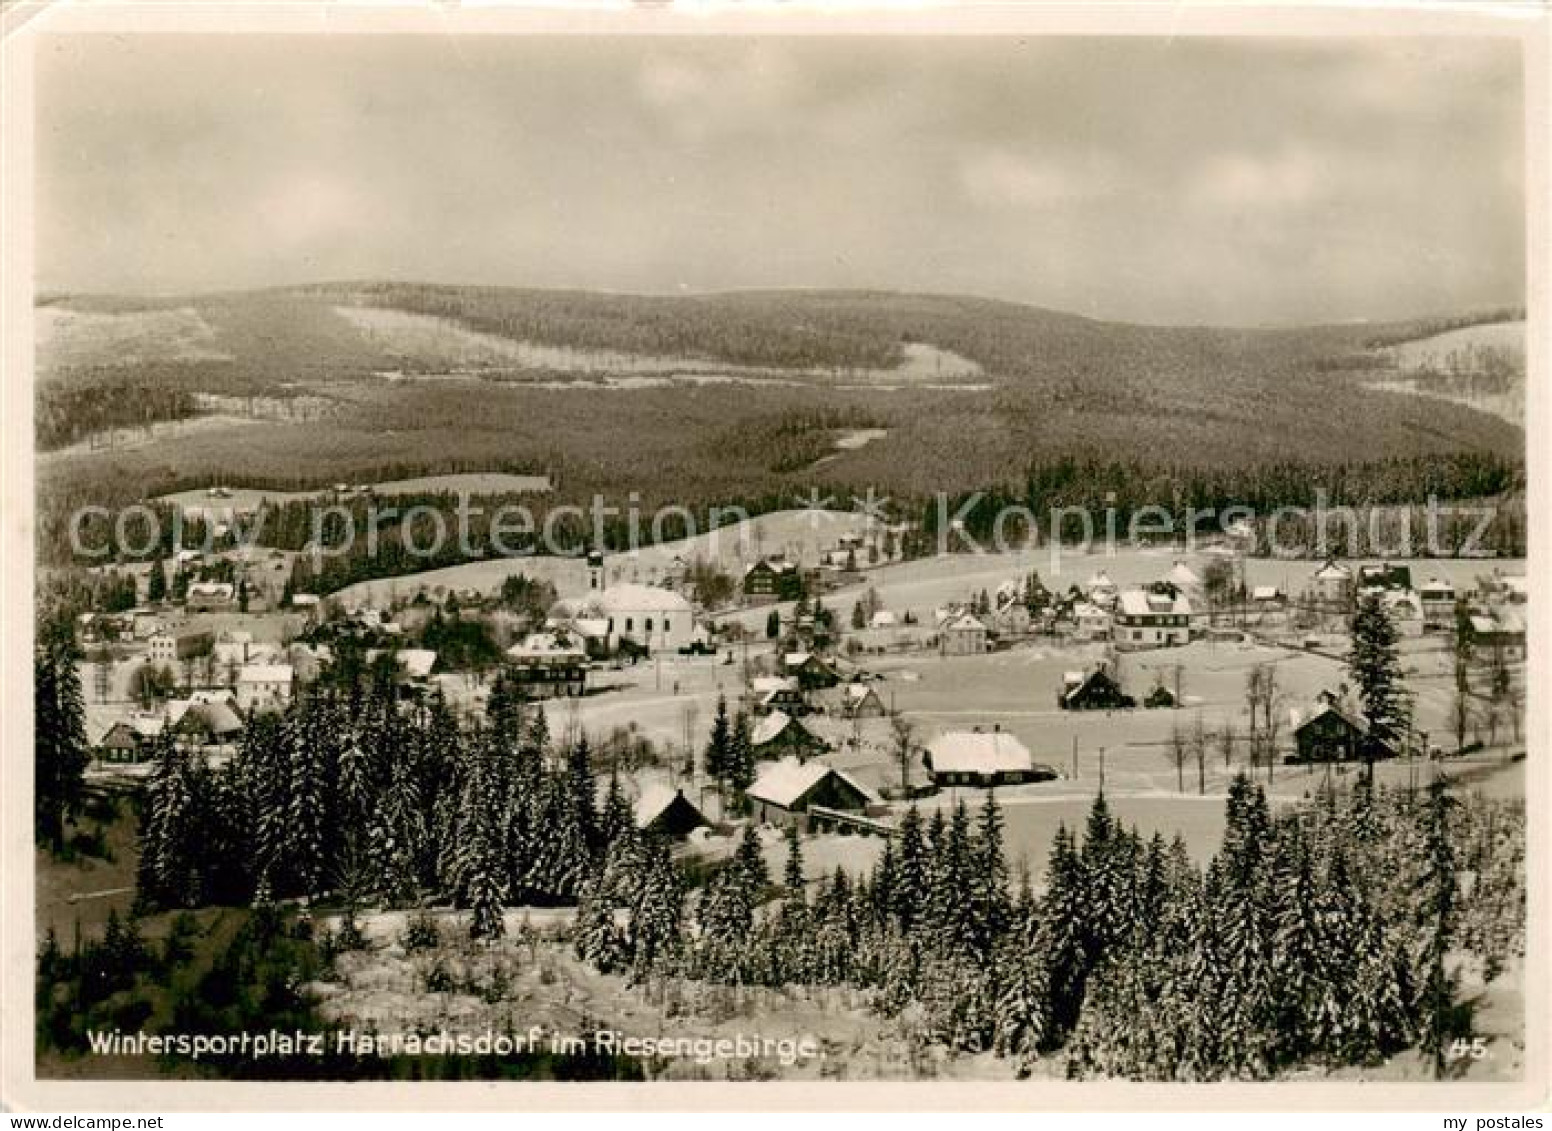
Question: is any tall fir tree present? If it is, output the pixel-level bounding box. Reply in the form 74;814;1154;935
285;696;331;899
967;789;1011;956
1037;824;1090;1043
34;633;90;852
1268;815;1322;1066
146;554;167;603
782;821;805;893
1078;793;1133;966
927;801;974;947
1415;774;1459;1077
1348;591;1409;778
892;804;929;931
704;694;732;790
462;736;509;941
734;823;769;893
728;710;756;807
567;737;600;858
599;772;633;848
370;757;425;908
627;834;683;977
575;867;627;973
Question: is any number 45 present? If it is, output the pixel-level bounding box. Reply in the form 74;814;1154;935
1448;1036;1488;1060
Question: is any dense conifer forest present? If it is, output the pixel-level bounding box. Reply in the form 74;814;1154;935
33;647;1516;1081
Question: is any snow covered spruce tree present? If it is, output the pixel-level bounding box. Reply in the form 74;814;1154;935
284;690;334;900
1414;774;1459;1077
34;627;90;853
599;772;633;849
575;865;628;973
1035;823;1090;1045
966;790;1012;958
782;821;805;893
455;730;509;941
728;709;757;811
1212;774;1277;1077
991;866;1050;1073
703;694;733;801
626;833;684;979
1349;591;1410;779
690;824;767;981
136;732;197;910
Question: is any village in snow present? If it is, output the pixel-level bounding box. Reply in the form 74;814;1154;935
75;499;1527;822
24;27;1536;1095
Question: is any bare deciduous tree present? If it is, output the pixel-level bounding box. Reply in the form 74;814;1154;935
1169;717;1189;793
1217;720;1237;770
890;711;916;794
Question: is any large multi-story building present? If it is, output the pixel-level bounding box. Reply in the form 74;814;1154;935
147;628;214;664
1112;588;1192;648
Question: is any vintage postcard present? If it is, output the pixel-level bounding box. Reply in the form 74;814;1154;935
2;0;1547;1116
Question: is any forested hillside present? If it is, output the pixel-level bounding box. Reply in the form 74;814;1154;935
35;285;1527;568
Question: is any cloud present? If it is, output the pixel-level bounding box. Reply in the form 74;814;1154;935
35;34;1525;324
1188;145;1329;212
255;173;367;250
637;56;713;109
960;150;1085;208
956;148;1117;209
633;46;802;143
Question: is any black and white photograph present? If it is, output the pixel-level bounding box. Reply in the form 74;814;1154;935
2;2;1546;1115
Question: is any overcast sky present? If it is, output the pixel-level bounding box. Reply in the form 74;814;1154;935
37;34;1524;326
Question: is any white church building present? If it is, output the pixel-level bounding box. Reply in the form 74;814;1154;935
548;552;697;654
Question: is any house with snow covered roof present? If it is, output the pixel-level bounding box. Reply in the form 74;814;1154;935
1292;701;1397;764
1469;609;1527;657
939;611;989;656
1358;563;1413;594
97;715;167;763
784;651;841;690
185;580;236;612
1085;570;1119;608
838;682;887;720
743;555;803;600
148;627;214;664
750;709;827;763
1312;560;1354;606
633;785;711;839
168;698;244;745
1418;577;1457;629
925;729;1055;788
504;632;587;698
1381;589;1426;635
1112;588;1192;648
1163;561;1204;600
235;662;294;711
745;758;875;830
1059;665;1134;711
750;675;807;716
1070;601;1112;641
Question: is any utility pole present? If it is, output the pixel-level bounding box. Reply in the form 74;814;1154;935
1098;746;1106;793
1071;735;1078;780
